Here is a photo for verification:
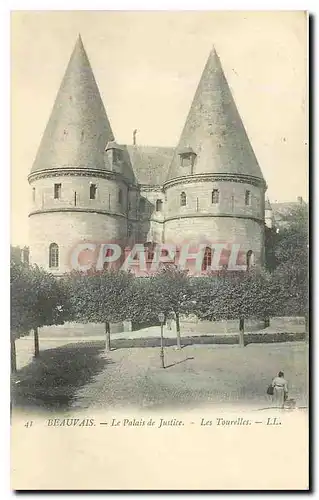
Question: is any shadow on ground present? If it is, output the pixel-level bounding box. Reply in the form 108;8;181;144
11;341;112;412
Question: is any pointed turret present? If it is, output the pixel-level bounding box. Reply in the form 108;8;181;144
30;35;114;174
166;48;265;183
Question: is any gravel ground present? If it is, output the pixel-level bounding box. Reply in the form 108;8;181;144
12;337;308;412
70;342;308;411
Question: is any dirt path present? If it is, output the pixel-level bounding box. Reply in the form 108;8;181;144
70;343;308;411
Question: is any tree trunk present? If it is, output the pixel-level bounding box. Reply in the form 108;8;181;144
175;312;181;349
11;334;17;373
105;321;111;352
33;327;40;358
239;318;245;347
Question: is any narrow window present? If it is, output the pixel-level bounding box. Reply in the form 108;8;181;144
127;224;132;237
32;187;35;202
54;183;61;199
144;242;156;261
139;198;146;212
202;247;212;271
156;199;163;212
49;243;59;268
90;183;97;200
245;190;251;206
118;189;122;205
246;250;254;270
74;191;77;206
212;189;219;204
180;192;187;207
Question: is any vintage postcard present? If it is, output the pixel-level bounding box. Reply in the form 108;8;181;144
10;10;309;490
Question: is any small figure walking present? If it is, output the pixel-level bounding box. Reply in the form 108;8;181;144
271;371;288;408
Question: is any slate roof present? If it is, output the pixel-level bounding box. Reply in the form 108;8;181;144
31;35;114;174
125;145;174;186
166;48;266;183
30;38;266;190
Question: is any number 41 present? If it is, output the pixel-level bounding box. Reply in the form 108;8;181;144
24;421;33;428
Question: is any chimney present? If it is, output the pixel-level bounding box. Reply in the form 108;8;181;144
133;129;137;146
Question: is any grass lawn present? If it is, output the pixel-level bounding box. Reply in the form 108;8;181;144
12;340;308;412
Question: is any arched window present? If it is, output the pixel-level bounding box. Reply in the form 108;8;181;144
118;189;122;205
245;190;251;206
246;250;254;270
156;199;163;212
212;189;220;204
49;243;59;268
32;187;35;202
202;247;212;271
180;192;187;206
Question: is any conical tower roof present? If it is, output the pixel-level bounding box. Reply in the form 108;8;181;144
166;48;265;183
30;35;114;174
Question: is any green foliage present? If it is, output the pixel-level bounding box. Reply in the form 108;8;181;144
11;261;69;340
269;204;308;318
274;204;308;268
189;269;277;322
66;269;134;324
147;265;191;319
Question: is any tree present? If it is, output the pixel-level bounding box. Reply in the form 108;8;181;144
190;269;276;347
270;204;309;335
10;261;69;369
10;261;32;372
188;272;231;322
146;265;191;349
26;266;69;357
67;269;134;352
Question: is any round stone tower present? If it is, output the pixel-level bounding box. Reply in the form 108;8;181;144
28;36;133;275
163;49;267;268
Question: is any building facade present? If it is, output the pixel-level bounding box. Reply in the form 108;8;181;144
28;36;267;275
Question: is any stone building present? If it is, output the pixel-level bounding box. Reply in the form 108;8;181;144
28;35;268;275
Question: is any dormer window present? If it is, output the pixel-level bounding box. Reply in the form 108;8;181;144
113;149;121;163
178;146;197;170
105;141;123;168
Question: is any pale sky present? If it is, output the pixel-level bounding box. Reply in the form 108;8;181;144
11;11;308;246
